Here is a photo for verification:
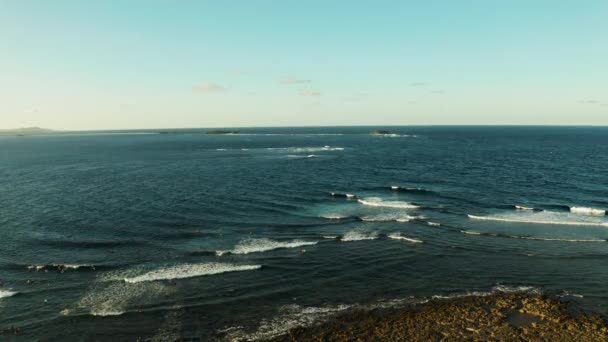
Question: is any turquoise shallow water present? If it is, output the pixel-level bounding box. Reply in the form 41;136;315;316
1;126;607;340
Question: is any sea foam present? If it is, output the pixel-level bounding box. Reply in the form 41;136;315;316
360;213;415;222
0;290;17;299
341;231;378;241
570;206;607;216
467;213;608;227
358;197;419;209
123;263;261;283
216;238;317;256
387;233;423;243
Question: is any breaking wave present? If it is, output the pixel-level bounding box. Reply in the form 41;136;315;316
570;206;607;216
358;197;419;209
387;233;423;243
360;213;415;222
27;264;97;273
467;213;608;227
216;238;317;256
0;290;17;299
341;231;378;241
123;263;262;283
460;230;606;242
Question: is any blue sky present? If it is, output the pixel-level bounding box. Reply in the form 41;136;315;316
1;1;607;129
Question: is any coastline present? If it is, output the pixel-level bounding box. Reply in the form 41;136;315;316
270;292;608;341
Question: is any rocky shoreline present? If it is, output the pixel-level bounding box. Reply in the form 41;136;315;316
271;292;608;341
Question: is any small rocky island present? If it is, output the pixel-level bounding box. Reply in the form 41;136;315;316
370;130;392;135
206;130;239;135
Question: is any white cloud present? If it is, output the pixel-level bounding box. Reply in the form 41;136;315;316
280;77;312;85
193;82;226;93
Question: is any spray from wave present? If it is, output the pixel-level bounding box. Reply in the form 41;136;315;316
358;197;419;209
216;238;317;256
387;233;423;243
341;231;378;241
467;213;608;227
123;263;262;283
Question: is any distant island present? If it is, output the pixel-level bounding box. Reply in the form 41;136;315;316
0;127;55;136
206;130;239;135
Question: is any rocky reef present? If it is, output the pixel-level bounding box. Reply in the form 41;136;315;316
272;292;608;341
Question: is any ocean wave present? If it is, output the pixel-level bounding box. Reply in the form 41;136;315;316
77;280;172;316
467;214;608;227
268;146;345;153
570;206;607;216
216;238;317;256
222;303;352;341
358;197;419;209
427;221;441;227
221;284;536;341
320;213;351;219
341;231;378;241
124;263;261;283
389;186;435;195
286;154;318;159
387;233;423;243
329;192;357;199
360;213;415;222
515;205;541;211
460;229;606;242
0;290;17;299
322;235;338;239
27;264;97;273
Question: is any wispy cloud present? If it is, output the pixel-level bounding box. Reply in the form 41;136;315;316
280;77;312;85
410;82;426;87
578;100;598;104
193;82;226;93
299;89;321;97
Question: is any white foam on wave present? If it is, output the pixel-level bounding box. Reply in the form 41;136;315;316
78;279;172;316
358;197;419;209
427;221;441;227
515;205;536;211
269;146;345;153
322;235;338;239
0;290;17;299
460;229;605;242
28;264;95;272
570;206;606;216
360;213;415;222
509;235;605;243
467;213;608;227
387;233;423;243
341;231;378;241
320;213;350;219
222;303;352;341
217;238;317;255
124;263;261;283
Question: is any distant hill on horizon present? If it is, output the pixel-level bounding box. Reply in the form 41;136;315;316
0;127;56;135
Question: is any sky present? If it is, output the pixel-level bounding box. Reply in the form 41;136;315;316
1;1;607;130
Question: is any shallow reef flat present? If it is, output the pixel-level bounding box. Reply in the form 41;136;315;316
272;293;608;342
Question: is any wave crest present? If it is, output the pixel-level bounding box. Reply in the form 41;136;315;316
123;263;261;283
341;231;378;241
570;206;606;216
217;238;317;256
387;233;423;243
358;197;419;209
0;289;17;299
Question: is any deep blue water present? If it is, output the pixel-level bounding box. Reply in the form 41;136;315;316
1;126;608;340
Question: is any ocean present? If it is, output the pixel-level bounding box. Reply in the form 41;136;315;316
1;126;607;340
